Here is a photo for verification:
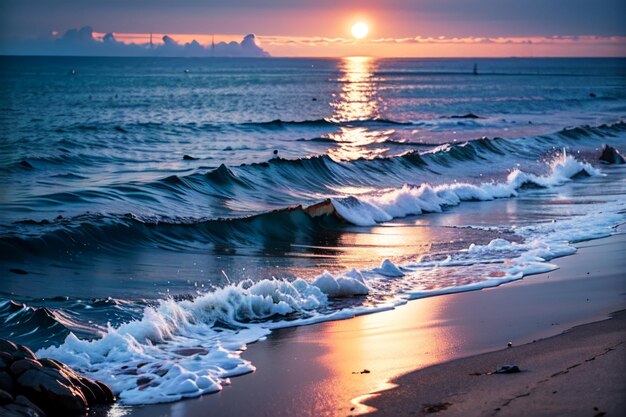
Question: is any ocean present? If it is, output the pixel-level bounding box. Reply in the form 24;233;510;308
1;56;625;405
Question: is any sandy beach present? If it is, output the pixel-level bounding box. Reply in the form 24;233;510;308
118;228;626;417
367;310;625;417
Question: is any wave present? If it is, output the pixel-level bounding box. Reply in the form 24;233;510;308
297;136;439;148
33;189;625;405
1;200;342;260
47;117;413;137
3;122;624;257
240;117;413;129
0;152;152;172
0;152;602;260
0;299;100;349
35;274;371;404
332;152;599;226
5;120;624;177
0;295;148;350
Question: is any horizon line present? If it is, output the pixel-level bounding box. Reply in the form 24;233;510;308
1;54;626;59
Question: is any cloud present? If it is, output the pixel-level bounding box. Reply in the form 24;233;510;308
2;26;624;58
258;34;626;47
0;26;270;57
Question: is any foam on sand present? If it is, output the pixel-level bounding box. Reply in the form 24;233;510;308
403;205;623;299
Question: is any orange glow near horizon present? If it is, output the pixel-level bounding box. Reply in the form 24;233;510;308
85;31;626;57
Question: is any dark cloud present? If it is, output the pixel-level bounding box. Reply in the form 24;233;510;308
0;26;270;57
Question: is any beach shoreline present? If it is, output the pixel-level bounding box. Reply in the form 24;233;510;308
365;310;626;417
116;229;626;417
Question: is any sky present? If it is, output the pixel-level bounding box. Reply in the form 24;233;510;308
1;0;625;57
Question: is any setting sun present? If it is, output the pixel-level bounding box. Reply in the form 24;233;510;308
351;22;369;39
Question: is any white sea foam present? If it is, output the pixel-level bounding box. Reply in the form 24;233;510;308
37;155;624;406
37;271;371;405
311;269;369;297
374;259;405;277
403;205;622;300
332;154;600;226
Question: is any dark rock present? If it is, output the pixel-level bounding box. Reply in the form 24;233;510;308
79;375;114;404
19;160;34;169
38;359;70;374
2;339;115;413
14;395;46;417
39;365;114;405
0;352;13;369
182;155;198;160
0;388;13;404
17;368;89;415
11;345;37;361
10;359;42;376
71;377;97;404
8;269;28;275
37;366;75;386
599;145;625;164
94;380;115;403
494;364;520;374
1;401;46;417
0;340;19;356
38;358;65;372
0;371;14;393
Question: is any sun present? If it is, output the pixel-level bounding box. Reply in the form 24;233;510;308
351;22;369;39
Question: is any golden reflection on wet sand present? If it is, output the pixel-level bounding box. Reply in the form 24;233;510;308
337;224;434;264
304;295;460;415
284;224;447;280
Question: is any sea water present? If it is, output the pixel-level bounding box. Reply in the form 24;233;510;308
0;56;625;404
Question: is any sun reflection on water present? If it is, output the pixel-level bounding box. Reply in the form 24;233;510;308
327;57;392;161
331;56;380;123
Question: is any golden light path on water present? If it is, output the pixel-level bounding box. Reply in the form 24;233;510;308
328;56;393;161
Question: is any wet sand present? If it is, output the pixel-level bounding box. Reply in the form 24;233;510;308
117;231;625;417
366;310;625;417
